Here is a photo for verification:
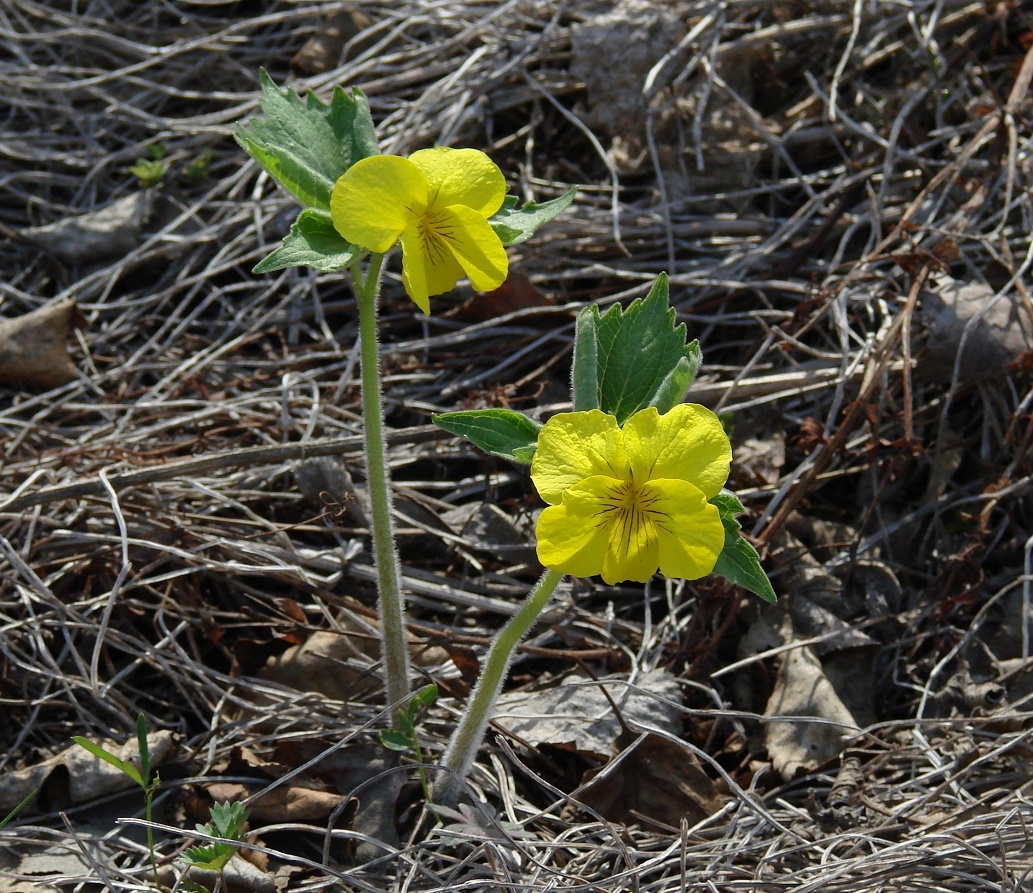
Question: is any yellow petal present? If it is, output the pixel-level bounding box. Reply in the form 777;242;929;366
530;410;626;505
647;479;725;579
330;156;427;253
436;205;508;292
623;404;731;500
399;215;464;314
535;493;611;579
409;147;506;217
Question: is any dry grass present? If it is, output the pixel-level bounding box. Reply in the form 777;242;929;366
2;1;1033;890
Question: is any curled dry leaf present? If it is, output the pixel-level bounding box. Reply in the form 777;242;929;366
764;641;859;779
0;298;83;390
492;670;682;758
21;191;153;263
0;730;176;813
918;274;1033;383
574;730;728;830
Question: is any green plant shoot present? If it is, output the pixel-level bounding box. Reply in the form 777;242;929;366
182;800;251;874
73;713;161;885
380;683;438;802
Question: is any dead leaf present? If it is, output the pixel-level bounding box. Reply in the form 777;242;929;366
0;730;176;813
764;641;859;778
21;191;153;263
205;782;341;823
442;502;535;561
0;298;83;389
259;624;450;703
918;274;1033;383
260;628;381;702
493;670;682;758
574;730;728;829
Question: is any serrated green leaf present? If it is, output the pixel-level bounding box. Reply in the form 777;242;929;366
380;729;414;752
182;802;249;872
71;737;143;787
711;488;745;520
489;189;575;246
711;510;777;603
235;69;379;210
183;841;236;872
253;209;359;273
209;800;250;839
572;273;702;424
433;409;542;464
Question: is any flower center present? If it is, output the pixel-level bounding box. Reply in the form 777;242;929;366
598;479;664;557
416;208;456;265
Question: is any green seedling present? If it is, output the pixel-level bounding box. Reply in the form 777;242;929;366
183;147;214;183
131;144;169;186
380;683;437;802
73;713;160;886
181;799;251;891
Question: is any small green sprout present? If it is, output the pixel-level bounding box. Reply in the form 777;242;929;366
73;714;160;886
183;147;214;183
182;799;251;881
130;144;169;186
380;683;437;802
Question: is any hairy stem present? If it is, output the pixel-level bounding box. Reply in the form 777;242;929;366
436;568;564;802
352;254;411;717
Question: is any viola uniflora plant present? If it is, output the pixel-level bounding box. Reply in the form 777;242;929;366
238;71;773;805
433;273;776;802
237;71;573;721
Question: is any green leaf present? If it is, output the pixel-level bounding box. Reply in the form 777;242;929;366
209;800;250;839
380;729;415;752
235;69;379;210
710;495;776;603
572;273;702;425
649;342;702;415
571;307;600;412
413;683;438;711
711;488;745;520
183;802;250;872
71;737;143;787
135;714;151;787
490;189;575;246
0;788;37;830
433;409;542;464
253;209;359;273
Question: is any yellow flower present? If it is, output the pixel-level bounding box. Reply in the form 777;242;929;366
530;404;731;585
329;147;509;314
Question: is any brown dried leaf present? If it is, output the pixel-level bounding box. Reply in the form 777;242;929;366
493;670;682;758
574;731;728;830
0;298;83;390
764;642;859;779
0;730;176;813
21;191;152;263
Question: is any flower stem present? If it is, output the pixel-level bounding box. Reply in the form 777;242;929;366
351;253;411;718
436;568;564;803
